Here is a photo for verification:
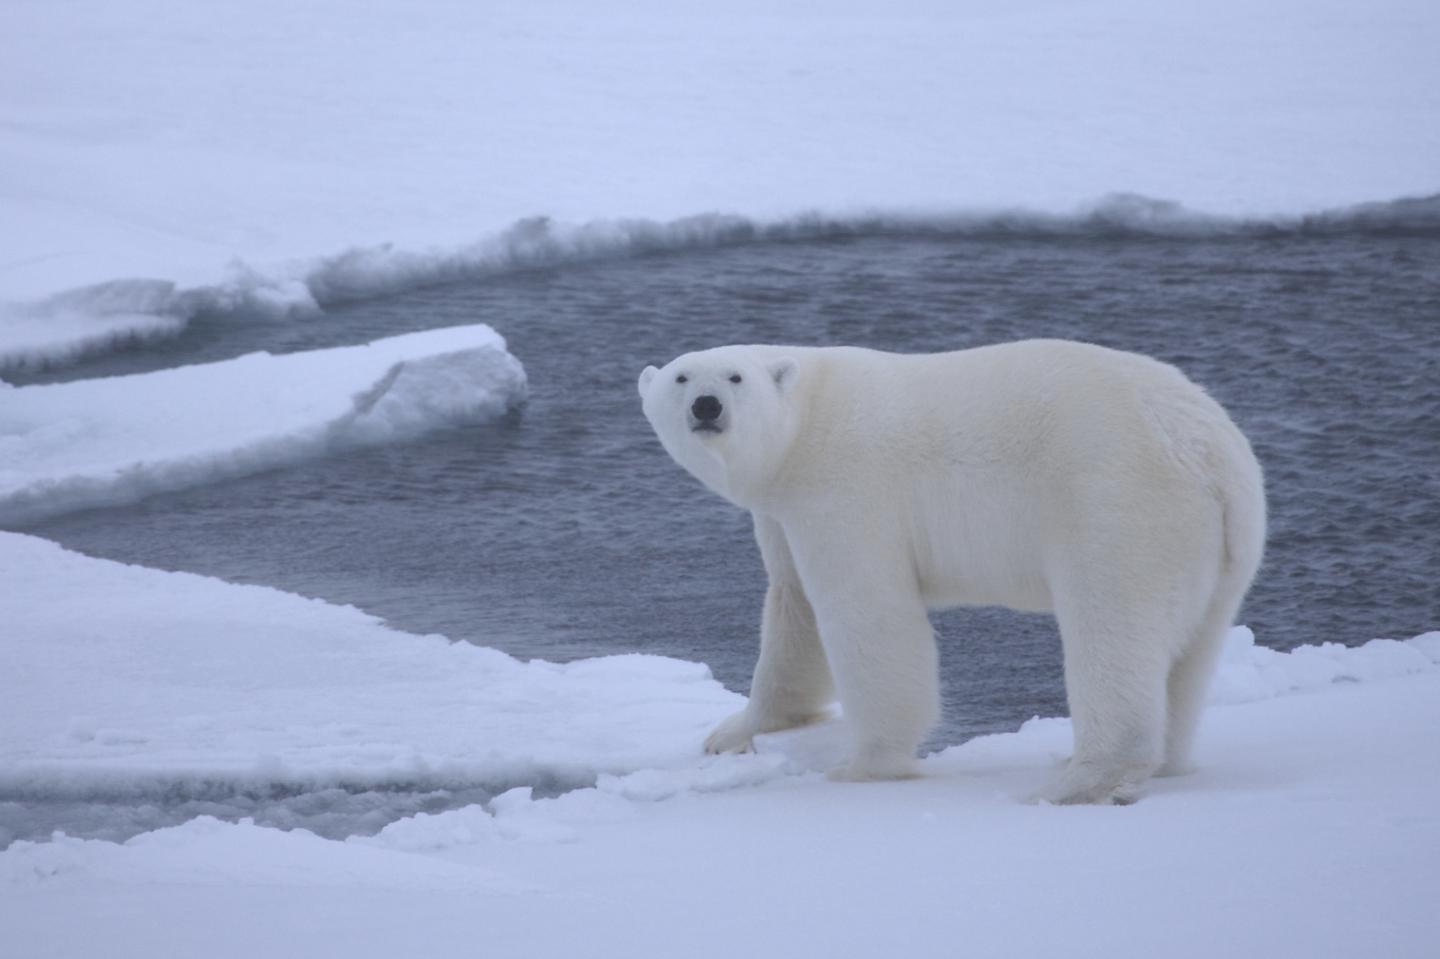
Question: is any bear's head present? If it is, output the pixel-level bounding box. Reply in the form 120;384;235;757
638;346;800;507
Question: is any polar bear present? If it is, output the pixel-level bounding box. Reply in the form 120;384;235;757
637;339;1264;804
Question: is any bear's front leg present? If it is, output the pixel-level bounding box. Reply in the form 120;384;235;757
705;516;836;755
819;593;938;782
792;531;940;781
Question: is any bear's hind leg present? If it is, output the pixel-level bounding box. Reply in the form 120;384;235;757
704;516;835;755
1040;600;1170;805
1160;586;1243;777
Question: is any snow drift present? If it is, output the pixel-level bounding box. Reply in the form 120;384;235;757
0;326;527;526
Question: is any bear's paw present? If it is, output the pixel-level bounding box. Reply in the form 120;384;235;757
703;710;760;755
1030;761;1149;806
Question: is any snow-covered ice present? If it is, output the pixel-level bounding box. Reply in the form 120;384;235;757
0;325;526;525
0;533;737;808
0;280;188;374
1;535;1437;957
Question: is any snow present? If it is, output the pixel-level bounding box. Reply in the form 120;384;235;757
3;0;1438;370
1;535;1438;957
1;815;527;895
0;325;526;525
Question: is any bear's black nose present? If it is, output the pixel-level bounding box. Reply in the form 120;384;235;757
691;395;723;422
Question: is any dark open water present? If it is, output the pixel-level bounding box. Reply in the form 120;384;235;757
12;227;1440;748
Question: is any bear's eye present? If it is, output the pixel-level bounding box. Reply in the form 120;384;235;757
676;374;688;384
729;374;742;384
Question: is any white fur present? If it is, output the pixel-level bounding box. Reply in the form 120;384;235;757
638;339;1265;803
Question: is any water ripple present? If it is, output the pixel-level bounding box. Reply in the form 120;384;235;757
18;230;1440;745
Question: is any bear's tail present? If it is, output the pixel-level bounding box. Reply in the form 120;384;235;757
1137;373;1266;588
1216;423;1266;589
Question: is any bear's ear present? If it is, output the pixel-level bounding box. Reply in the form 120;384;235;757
768;357;798;394
637;365;659;398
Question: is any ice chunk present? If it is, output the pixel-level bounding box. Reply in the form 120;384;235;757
0;532;742;846
0;325;526;525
